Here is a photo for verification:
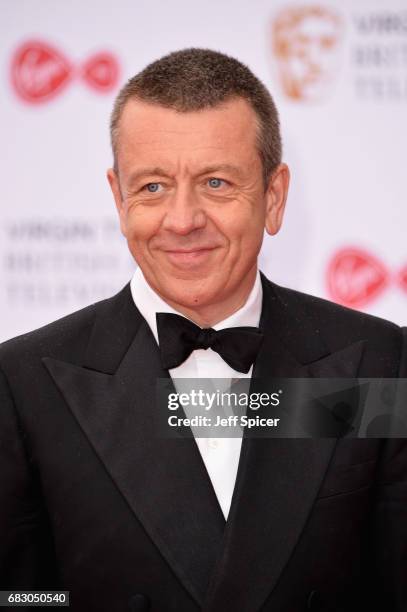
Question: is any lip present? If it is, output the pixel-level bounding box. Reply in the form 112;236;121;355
162;247;218;266
164;247;215;254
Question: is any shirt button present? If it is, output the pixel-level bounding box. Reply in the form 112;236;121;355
208;438;219;449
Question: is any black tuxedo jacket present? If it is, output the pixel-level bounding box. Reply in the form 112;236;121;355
1;273;406;612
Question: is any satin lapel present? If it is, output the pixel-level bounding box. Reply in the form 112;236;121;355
42;286;225;607
203;276;366;612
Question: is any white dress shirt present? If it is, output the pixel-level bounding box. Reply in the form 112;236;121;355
130;267;263;519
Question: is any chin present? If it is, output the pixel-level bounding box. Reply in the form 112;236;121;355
160;279;220;308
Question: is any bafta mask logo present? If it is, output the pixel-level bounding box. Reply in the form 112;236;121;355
271;5;343;102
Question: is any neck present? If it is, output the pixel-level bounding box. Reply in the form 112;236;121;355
158;266;258;328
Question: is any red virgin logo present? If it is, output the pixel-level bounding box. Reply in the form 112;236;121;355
398;265;407;293
10;40;120;104
327;247;406;308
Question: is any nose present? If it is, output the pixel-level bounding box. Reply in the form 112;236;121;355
161;185;206;235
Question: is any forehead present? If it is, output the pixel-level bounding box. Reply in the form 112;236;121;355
116;97;260;171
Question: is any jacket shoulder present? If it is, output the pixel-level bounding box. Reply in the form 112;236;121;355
271;281;400;334
0;284;131;366
264;276;402;363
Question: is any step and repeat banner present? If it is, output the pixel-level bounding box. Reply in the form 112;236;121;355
1;0;406;341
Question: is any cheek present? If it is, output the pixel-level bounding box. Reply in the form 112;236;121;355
124;207;162;242
214;202;264;244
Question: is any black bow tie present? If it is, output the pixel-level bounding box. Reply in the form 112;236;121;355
156;312;264;373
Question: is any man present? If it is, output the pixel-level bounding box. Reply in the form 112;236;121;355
0;48;406;612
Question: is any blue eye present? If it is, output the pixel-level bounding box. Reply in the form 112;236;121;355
208;178;224;189
145;183;162;193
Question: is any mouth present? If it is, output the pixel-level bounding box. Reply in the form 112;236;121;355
162;247;219;267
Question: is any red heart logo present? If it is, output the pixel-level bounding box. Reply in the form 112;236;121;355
81;52;120;92
398;265;407;294
11;40;72;104
327;247;389;308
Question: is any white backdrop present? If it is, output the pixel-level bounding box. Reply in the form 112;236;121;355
1;0;406;341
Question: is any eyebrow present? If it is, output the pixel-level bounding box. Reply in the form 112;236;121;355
126;163;244;186
198;164;244;179
127;167;169;186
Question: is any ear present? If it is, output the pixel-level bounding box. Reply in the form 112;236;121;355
107;168;127;237
264;163;290;235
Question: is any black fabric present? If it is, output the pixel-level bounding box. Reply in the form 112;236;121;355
0;272;406;612
156;312;264;372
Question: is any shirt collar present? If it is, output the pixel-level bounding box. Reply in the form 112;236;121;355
130;267;263;344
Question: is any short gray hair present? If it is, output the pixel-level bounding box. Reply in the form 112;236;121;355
110;48;282;187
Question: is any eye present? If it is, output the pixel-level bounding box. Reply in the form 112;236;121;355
207;177;226;189
144;182;163;193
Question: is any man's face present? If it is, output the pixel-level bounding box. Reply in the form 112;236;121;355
108;97;288;316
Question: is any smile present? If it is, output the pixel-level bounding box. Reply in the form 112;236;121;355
162;247;218;266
